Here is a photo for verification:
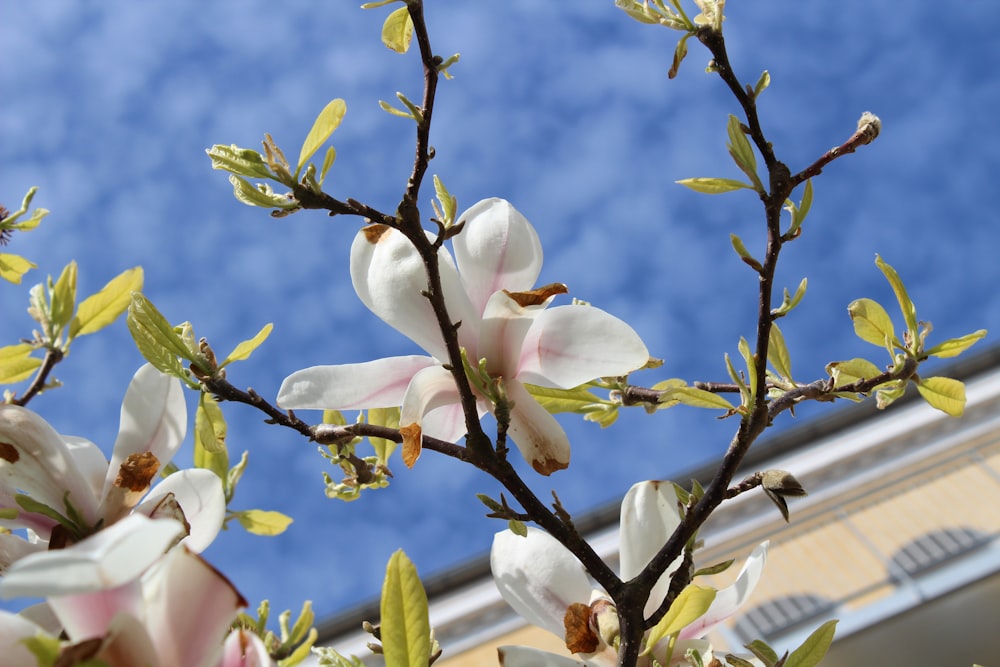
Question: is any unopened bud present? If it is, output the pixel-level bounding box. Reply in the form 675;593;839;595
856;111;881;144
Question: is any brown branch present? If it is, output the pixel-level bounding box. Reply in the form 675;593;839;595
13;347;64;407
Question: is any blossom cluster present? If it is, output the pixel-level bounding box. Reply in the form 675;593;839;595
0;365;271;667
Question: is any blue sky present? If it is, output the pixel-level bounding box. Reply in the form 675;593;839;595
3;1;1000;625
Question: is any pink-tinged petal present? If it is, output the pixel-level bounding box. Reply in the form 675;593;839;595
0;610;54;667
399;365;463;440
491;527;592;640
97;613;161;667
505;381;570;476
479;291;545;378
136;469;225;553
277;356;436;410
619;481;683;618
452;198;543;314
517;305;649;389
421;400;478;444
219;629;276;667
0;514;183;599
0;531;43;573
0;404;101;527
103;365;186;504
351;225;478;360
497;645;587;667
678;541;768;640
64;436;111;501
143;547;246;667
48;578;143;640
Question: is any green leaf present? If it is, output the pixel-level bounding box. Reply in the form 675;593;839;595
0;343;42;384
726;114;762;190
236;509;294;536
381;5;414;53
785;179;813;238
925;329;987;359
380;550;432;667
767;323;793;381
875;255;918;340
126;293;193;378
783;619;837;667
70;266;144;339
195;393;228;456
297;99;347;176
525;384;608;414
848;298;896;348
730;233;762;271
692;558;735;578
875;379;906;409
378;99;416;120
221;323;273;367
676;177;752;194
725;656;758;667
368;406;400;463
752;70;771;98
643;585;717;654
744;639;779;666
668;32;690;79
319;146;337;185
508;519;528;537
50;261;78;330
738;336;757;400
433;174;457;226
0;253;37;284
665;387;736;410
228;175;298;210
205;144;275;179
916;376;966;417
773;278;808;317
826;357;882;387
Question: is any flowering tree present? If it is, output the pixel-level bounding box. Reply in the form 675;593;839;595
0;1;988;666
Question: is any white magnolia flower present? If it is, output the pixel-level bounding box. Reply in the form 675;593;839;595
0;514;266;667
0;364;225;572
491;480;768;666
278;198;649;475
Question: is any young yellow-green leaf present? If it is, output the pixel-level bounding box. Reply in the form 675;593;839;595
382;5;414;53
229;175;298;210
205;144;275;180
669;387;736;410
368;406;400;463
773;277;808;317
221;323;273;367
752;70;771;98
380;550;432;667
726;115;761;189
196;393;228;455
875;380;906;409
127;293;195;379
20;634;62;666
786;179;813;238
297;99;347;176
525;384;605;413
925;329;987;359
70;266;144;338
508;519;528;537
744;639;779;666
826;357;882;387
378;99;416;120
692;558;735;578
433;174;457;226
50;261;78;330
319;146;337;185
848;298;896;348
668;32;690;79
916;376;966;417
676;177;752;194
875;255;918;339
783;619;838;667
0;252;37;284
724;352;749;404
730;233;762;271
738;336;757;400
768;323;793;381
643;585;717;654
0;343;42;384
237;509;294;536
361;0;400;7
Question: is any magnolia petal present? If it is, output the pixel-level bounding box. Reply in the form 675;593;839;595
422;400;478;444
65;436;112;500
0;404;102;527
98;612;162;667
144;547;246;667
136;469;226;553
491;527;591;639
678;541;769;640
505;381;570;475
0;610;53;667
103;364;186;506
517;305;648;389
351;225;477;360
277;356;435;410
219;628;276;667
619;481;683;618
452;198;543;314
399;365;463;440
48;578;143;640
479;290;546;378
0;514;183;599
498;645;587;667
0;531;43;573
